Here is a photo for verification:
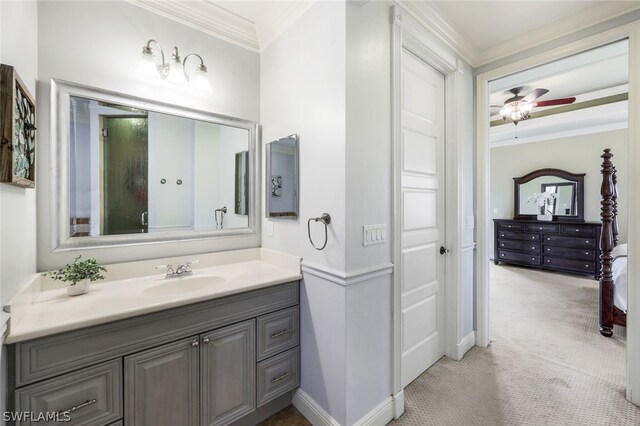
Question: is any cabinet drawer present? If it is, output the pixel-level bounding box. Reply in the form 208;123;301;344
526;224;558;233
257;347;300;408
497;250;540;265
560;225;596;236
497;231;539;242
497;222;523;231
542;246;596;260
257;307;299;361
543;257;595;272
497;240;540;253
16;359;122;426
543;235;596;248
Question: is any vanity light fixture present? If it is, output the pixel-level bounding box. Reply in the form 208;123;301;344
138;39;210;90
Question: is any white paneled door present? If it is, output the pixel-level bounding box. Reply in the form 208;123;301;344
400;48;446;388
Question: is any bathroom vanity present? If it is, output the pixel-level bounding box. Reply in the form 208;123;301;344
5;250;301;426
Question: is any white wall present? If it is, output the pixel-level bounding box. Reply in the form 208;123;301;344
344;2;393;424
36;0;260;270
490;129;629;244
0;0;38;421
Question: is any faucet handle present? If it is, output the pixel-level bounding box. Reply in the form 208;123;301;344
156;264;174;273
184;260;199;272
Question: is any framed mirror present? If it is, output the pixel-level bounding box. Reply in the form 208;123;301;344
265;134;299;219
514;168;585;222
51;79;260;251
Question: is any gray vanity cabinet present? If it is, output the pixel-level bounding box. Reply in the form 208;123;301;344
9;281;300;426
201;320;256;426
125;337;200;426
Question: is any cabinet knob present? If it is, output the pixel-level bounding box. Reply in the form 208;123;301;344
531;258;535;260
586;240;590;244
531;237;535;240
585;265;589;268
532;246;535;249
539;227;542;230
191;339;199;347
501;254;505;257
586;252;589;255
576;229;580;232
202;336;210;344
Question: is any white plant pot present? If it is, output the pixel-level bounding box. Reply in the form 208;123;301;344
537;214;553;222
67;279;89;296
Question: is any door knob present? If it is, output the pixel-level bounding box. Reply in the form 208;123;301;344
440;246;449;255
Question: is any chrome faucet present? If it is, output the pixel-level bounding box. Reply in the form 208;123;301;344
156;261;196;279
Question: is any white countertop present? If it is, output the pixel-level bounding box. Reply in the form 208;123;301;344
6;250;301;344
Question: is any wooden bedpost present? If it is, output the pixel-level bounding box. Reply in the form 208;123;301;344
612;166;619;246
600;149;615;337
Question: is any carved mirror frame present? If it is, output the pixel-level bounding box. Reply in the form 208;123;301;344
513;168;586;222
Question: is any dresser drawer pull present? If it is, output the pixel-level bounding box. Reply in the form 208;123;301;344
508;225;512;228
501;234;505;237
501;254;505;257
576;229;580;232
271;329;292;339
58;399;97;416
586;252;590;255
271;372;291;384
547;260;551;263
547;249;551;252
532;246;536;250
531;258;535;261
501;244;505;247
539;227;543;230
531;237;535;240
548;238;551;241
585;265;590;268
586;240;590;244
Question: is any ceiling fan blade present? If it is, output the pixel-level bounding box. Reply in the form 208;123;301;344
535;97;576;107
522;88;549;103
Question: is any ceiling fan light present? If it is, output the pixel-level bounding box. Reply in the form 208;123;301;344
499;106;511;118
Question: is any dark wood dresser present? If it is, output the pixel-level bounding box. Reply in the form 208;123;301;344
493;219;602;279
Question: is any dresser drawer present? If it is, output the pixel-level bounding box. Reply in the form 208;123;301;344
543;257;596;273
257;347;300;407
543;235;596;248
257;306;299;361
15;359;122;426
497;240;540;253
498;231;540;242
497;222;524;231
542;246;596;260
497;250;540;265
560;225;597;236
526;224;558;233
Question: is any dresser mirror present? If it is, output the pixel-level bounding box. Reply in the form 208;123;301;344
265;134;299;219
51;79;259;250
513;168;585;222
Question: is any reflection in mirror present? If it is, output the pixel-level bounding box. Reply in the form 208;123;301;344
513;168;585;222
266;135;299;219
518;176;577;216
69;96;250;237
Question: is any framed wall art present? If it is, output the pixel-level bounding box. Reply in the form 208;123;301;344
1;64;36;188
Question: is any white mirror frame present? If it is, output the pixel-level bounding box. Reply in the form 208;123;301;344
50;79;261;252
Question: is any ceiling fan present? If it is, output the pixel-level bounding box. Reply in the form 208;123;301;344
491;87;577;125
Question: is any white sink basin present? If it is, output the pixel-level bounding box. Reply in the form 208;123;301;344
142;275;226;297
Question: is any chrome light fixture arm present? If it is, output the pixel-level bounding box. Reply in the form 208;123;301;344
142;39;169;78
183;53;207;82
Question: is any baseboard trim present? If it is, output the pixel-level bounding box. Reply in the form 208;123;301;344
392;390;405;419
301;262;394;286
292;389;340;426
457;331;476;360
352;396;394;426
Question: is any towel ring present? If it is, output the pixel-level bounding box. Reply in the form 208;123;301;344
308;213;331;250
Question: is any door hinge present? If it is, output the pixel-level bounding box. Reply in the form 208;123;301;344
101;129;108;137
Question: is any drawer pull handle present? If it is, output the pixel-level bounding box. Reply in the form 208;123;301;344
501;254;505;257
191;339;199;347
548;238;551;241
531;258;535;260
585;265;590;268
501;234;505;237
576;229;580;232
532;246;535;249
586;240;590;243
501;244;504;247
547;260;551;263
547;249;551;252
531;237;535;240
539;227;542;230
58;399;97;415
271;372;291;384
202;336;210;344
271;329;291;339
586;252;589;255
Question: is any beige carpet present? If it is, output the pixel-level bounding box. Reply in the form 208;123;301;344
391;264;640;426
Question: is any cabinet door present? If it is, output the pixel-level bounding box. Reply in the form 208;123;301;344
125;337;200;426
201;320;256;426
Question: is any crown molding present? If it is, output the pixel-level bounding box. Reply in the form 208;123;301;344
393;0;479;66
394;1;640;68
258;0;317;52
478;2;640;66
126;0;260;52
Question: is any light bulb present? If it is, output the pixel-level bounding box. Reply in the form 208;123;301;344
499;106;510;118
190;65;211;92
137;48;160;81
166;58;186;86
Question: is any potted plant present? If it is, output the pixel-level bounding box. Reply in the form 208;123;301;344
528;191;557;221
46;256;107;296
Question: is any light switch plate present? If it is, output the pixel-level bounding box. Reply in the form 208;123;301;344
363;224;386;246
